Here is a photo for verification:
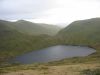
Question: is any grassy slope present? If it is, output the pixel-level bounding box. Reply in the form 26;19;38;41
56;18;100;49
1;63;100;75
58;18;100;42
9;20;61;36
0;20;51;62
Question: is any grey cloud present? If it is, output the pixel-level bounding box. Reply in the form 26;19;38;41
0;0;54;20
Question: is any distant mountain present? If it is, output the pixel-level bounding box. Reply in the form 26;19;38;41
58;18;100;43
0;20;49;61
0;20;61;62
0;20;21;37
1;20;61;36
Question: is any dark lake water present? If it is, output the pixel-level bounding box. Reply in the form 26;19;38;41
11;45;96;64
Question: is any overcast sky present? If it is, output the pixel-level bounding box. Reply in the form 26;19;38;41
0;0;100;26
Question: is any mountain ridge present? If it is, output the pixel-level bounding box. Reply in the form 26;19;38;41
0;20;61;36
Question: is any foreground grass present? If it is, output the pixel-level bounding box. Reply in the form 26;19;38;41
81;68;100;75
0;63;100;75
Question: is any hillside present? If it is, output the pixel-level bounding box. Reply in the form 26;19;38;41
0;20;22;37
0;20;62;62
7;20;61;36
0;20;50;62
0;20;61;36
58;18;100;45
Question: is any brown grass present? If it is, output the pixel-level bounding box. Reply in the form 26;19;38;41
1;63;100;75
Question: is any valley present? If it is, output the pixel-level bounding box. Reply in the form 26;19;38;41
0;18;100;75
